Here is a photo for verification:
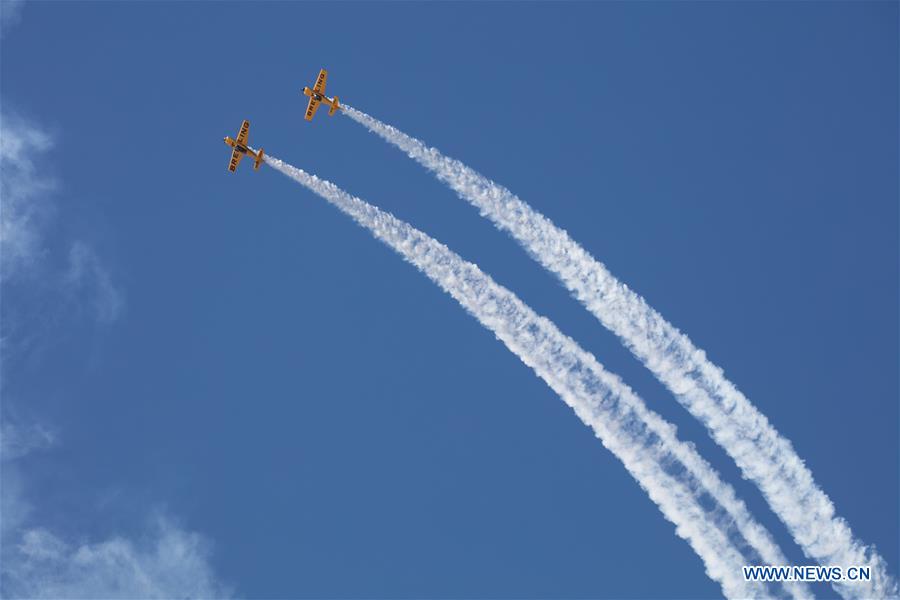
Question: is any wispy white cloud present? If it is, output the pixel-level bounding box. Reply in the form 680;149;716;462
1;417;55;555
343;106;897;599
0;420;232;599
0;109;125;351
66;241;125;325
1;111;220;598
0;0;24;35
1;450;34;547
0;417;55;462
3;516;232;599
0;111;55;282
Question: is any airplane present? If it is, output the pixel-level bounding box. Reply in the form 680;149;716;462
223;120;265;173
302;68;341;121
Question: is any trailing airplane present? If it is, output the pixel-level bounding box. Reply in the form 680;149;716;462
223;120;265;172
302;69;341;121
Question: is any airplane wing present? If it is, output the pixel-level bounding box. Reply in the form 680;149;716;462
304;97;321;121
236;120;250;147
228;148;243;172
313;69;327;94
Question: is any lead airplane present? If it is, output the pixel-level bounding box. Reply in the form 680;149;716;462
302;69;341;121
223;120;265;172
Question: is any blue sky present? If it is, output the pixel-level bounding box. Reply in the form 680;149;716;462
1;2;896;598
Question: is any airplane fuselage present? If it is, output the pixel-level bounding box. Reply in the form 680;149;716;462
303;86;337;107
301;70;341;121
223;129;264;172
224;136;250;154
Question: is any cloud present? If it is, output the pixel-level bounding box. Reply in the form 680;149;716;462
0;418;56;462
66;241;125;325
0;419;232;599
1;412;56;546
3;517;232;599
0;109;125;355
0;111;55;282
0;0;24;35
1;110;219;597
1;458;32;547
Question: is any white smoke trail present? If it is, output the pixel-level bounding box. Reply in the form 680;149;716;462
340;106;897;599
265;155;809;599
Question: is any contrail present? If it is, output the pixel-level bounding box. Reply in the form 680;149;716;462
265;154;809;599
340;106;896;599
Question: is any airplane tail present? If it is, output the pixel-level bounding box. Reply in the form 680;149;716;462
254;148;265;170
329;96;340;116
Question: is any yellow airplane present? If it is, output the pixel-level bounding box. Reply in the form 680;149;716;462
302;69;341;121
223;120;265;172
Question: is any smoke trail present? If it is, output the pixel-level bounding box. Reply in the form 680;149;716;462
340;106;896;599
265;155;809;599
